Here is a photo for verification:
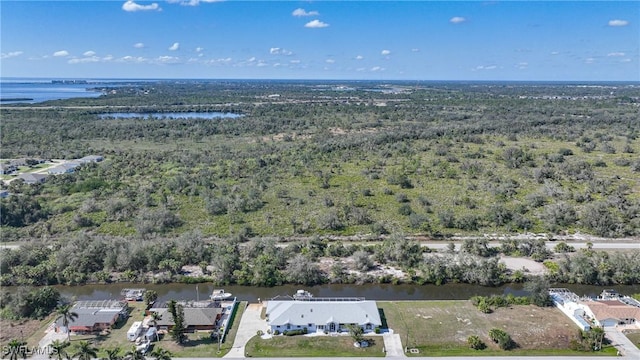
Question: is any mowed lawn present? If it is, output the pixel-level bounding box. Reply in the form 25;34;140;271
378;300;606;356
245;335;385;357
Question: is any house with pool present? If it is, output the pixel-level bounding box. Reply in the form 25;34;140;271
265;294;381;334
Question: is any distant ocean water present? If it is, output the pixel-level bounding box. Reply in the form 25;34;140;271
0;78;104;104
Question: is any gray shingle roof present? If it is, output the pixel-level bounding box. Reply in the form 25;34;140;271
56;308;120;328
266;300;381;327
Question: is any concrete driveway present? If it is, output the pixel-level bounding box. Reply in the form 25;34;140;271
382;329;406;357
605;327;640;358
224;303;267;358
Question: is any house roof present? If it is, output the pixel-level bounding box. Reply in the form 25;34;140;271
17;173;47;183
73;300;127;311
266;300;381;327
149;307;222;327
56;308;121;328
583;300;640;321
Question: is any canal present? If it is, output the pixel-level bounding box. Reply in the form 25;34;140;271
47;283;640;303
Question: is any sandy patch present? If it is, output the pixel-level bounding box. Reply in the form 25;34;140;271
500;256;547;275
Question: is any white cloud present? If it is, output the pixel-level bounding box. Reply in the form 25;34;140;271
450;16;466;24
608;19;629;27
1;51;23;59
122;1;161;12
292;8;319;17
247;57;256;62
371;66;384;72
118;55;147;63
355;55;364;60
585;57;595;64
381;50;391;56
607;52;625;57
325;59;335;64
516;62;528;69
475;65;497;70
68;56;100;64
134;43;145;48
269;47;293;55
103;55;114;61
53;50;69;57
290;59;300;64
411;48;420;52
550;51;560;55
168;0;222;6
83;51;96;57
156;56;180;63
305;19;329;28
168;42;180;51
195;47;204;53
620;58;632;63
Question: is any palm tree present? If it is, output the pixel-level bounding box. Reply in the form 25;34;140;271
124;347;145;360
100;347;122;360
55;303;79;342
71;341;98;360
149;312;162;341
49;340;71;360
149;347;172;360
4;339;26;360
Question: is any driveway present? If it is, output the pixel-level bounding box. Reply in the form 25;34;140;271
224;303;267;358
383;329;406;357
605;327;640;358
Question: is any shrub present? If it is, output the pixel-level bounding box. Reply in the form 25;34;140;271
257;330;263;336
273;330;280;335
467;335;486;350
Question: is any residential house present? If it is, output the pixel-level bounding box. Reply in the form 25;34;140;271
48;162;80;175
56;300;128;335
265;299;381;334
78;155;104;163
581;300;640;327
0;164;17;175
149;305;222;332
16;173;47;184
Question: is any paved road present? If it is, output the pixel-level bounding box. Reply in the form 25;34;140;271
225;303;267;358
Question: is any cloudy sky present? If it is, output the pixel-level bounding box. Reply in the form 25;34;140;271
1;1;637;81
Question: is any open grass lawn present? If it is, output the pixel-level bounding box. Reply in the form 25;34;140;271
378;300;616;357
624;330;640;347
245;335;385;357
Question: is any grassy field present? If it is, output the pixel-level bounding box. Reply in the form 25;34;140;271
245;335;385;357
378;300;617;357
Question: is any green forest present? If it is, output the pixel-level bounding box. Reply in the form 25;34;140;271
1;81;639;287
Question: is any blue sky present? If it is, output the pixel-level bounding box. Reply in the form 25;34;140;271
1;1;638;81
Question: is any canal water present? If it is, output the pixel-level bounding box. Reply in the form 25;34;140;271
48;283;640;303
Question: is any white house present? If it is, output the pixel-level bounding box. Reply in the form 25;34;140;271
48;162;80;175
265;299;381;334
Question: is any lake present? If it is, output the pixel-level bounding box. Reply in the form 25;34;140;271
48;283;640;303
0;81;103;103
98;112;243;120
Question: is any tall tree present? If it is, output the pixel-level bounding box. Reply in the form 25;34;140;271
167;300;186;344
100;347;122;360
71;341;98;360
4;339;26;360
55;304;78;342
149;347;172;360
149;312;162;341
48;340;70;360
